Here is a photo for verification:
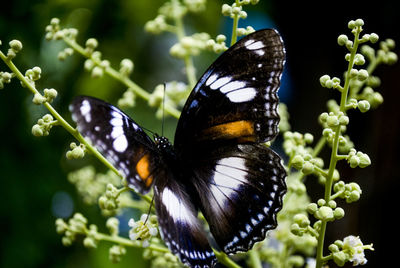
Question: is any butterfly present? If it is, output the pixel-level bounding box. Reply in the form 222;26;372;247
69;29;286;267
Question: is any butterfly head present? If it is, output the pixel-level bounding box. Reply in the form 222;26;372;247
153;133;172;150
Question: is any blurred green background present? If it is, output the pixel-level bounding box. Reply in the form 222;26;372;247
1;0;399;267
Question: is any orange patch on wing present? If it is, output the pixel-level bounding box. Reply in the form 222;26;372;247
202;120;255;141
145;176;153;187
136;154;151;181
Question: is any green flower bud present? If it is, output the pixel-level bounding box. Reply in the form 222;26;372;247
83;237;97;248
338;115;349;125
358;100;370;113
307;203;318;214
304;133;314;144
329;243;340;253
349;68;359;78
334;207;345;219
354;54;365;65
86;38;98;50
355;18;364;27
317;199;326;207
315;206;334;222
328;200;337;208
349;155;360;168
44;88;58;102
332;251;347;266
62;236;73;246
9;39;23;52
320;74;330;87
120;58;134;76
302;161;314;175
91;66;104;78
32;93;47;105
55;218;68;234
326;115;339;127
106;217;120;236
348;20;356;29
337;34;348;46
369;33;379;43
357;69;369;81
294;214;310;228
221;4;232;16
291;155;304;170
32;124;44;136
290;223;303;236
357;152;371;168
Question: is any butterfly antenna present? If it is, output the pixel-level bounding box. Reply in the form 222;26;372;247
161;82;166;136
144;194;156;225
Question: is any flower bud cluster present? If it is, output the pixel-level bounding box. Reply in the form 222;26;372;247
170;32;210;59
99;184;121;214
66;142;86;160
45;18;78;42
143;238;181;268
118;89;136;108
129;214;159;248
32;114;57;137
68;166;121;205
284;132;328;177
346;149;371;168
6;39;23;60
55;213;94;246
32;88;58;105
333;181;362;203
0;71;13;89
109;245;127;263
205;34;228;53
328;236;373;266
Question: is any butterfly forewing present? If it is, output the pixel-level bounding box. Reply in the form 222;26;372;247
69;96;159;194
175;29;285;155
191;144;286;254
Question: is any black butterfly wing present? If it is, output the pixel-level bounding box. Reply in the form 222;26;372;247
70;96;217;267
154;169;216;268
173;29;287;255
174;29;285;155
69;96;159;194
191;144;286;254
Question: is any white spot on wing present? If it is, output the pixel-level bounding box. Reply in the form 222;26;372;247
245;40;264;50
113;135;128;152
254;49;265;56
206;73;218;86
110;117;123;127
80;100;92;122
209;76;232;90
111;126;124;139
220;81;246;93
226;87;257;103
161;187;192;224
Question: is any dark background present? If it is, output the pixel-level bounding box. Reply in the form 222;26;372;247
0;0;398;267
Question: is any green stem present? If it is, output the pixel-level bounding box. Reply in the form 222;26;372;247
96;233;170;253
248;250;262;268
214;250;241;268
173;7;197;90
315;27;362;268
230;0;241;46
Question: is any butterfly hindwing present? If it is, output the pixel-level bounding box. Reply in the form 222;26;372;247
175;29;285;155
154;169;216;268
69;96;159;194
191;144;286;254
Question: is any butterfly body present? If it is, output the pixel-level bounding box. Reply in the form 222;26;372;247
70;29;287;267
